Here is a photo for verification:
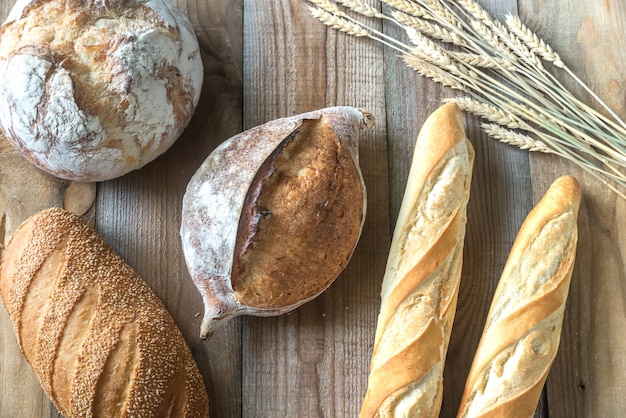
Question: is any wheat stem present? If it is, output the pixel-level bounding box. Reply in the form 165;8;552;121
504;14;626;131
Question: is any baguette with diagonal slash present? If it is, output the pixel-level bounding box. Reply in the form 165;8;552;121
360;103;474;417
457;175;581;418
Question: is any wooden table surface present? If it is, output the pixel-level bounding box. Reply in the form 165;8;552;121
1;0;625;417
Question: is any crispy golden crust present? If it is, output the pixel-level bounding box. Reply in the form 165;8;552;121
0;207;209;417
457;176;581;418
231;117;364;308
361;103;474;417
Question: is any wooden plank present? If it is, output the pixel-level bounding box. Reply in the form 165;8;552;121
519;1;626;417
1;0;625;416
240;0;389;416
0;141;68;418
0;4;87;417
382;1;536;416
94;1;244;418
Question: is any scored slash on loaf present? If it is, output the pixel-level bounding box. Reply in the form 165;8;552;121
180;106;374;339
457;175;581;417
360;103;475;417
0;207;209;417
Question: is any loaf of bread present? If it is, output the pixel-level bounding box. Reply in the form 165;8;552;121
0;207;209;417
360;103;474;417
0;0;203;182
181;106;373;339
457;175;581;418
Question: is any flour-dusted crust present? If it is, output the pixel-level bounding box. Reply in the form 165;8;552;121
0;0;203;182
180;106;373;339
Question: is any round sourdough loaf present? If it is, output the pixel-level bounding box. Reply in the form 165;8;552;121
0;0;203;182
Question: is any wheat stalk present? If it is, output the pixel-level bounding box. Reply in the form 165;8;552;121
307;0;626;199
336;0;385;18
505;15;563;67
310;7;370;36
402;55;468;91
481;123;551;153
391;10;463;45
450;52;516;70
381;0;427;17
450;97;522;129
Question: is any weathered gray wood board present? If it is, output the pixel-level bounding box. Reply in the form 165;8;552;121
1;0;624;416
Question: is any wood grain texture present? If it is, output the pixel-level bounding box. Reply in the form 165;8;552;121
0;0;625;417
0;2;85;415
94;1;244;417
519;1;626;417
240;1;388;416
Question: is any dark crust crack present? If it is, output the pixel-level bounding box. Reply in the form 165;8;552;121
230;117;364;308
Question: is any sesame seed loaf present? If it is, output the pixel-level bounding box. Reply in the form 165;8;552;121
0;207;209;417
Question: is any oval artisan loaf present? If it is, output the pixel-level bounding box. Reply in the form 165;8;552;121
0;0;204;182
0;207;209;417
181;106;373;338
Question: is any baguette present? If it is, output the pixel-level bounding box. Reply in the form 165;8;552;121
0;207;209;417
457;175;581;418
360;103;474;417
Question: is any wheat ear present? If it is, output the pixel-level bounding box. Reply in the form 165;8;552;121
307;0;626;199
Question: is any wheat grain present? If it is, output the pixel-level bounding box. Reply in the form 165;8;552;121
450;97;522;129
308;0;345;15
310;7;370;36
405;27;482;83
456;0;492;25
504;26;545;69
419;0;463;29
481;123;552;153
506;15;564;67
402;55;468;91
336;0;385;18
380;0;430;18
468;20;514;59
404;26;470;77
458;1;545;69
405;27;451;65
392;10;463;45
450;52;515;70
